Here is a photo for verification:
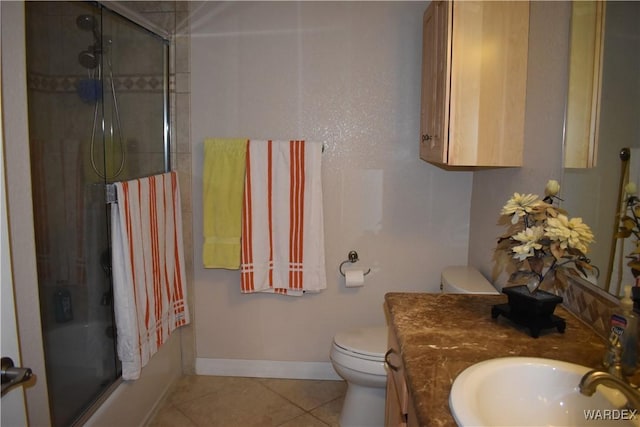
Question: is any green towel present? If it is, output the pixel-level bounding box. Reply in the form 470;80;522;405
202;138;248;269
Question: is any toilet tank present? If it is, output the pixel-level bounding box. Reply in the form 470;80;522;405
441;266;499;294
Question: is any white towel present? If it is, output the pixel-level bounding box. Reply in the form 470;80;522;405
240;140;326;296
111;171;190;380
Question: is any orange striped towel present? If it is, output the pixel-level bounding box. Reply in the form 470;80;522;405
111;171;190;380
241;140;326;296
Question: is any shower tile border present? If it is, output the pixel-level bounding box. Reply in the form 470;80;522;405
27;72;166;93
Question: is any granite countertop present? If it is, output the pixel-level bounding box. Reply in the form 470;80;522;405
384;292;609;427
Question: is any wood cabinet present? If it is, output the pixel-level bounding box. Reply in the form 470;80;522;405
420;1;530;167
384;327;417;427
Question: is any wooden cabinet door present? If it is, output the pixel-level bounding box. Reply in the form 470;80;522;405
420;0;451;164
448;1;528;166
385;369;407;427
420;1;528;167
385;328;410;427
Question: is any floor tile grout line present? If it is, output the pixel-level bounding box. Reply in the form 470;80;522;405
307;411;332;427
163;376;305;427
149;375;344;426
169;375;271;406
173;402;202;427
309;395;344;426
257;382;313;412
241;378;318;425
256;379;345;426
257;378;346;412
275;411;332;427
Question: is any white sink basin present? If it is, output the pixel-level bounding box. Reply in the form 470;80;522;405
449;357;637;427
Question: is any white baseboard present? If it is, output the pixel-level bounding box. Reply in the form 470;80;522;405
195;358;341;380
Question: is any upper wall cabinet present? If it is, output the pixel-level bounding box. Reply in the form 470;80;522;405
420;1;530;168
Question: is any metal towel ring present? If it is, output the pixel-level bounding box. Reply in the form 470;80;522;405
339;251;371;277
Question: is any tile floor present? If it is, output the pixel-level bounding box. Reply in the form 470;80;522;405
147;376;347;427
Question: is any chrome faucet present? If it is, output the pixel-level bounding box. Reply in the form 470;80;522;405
603;333;626;379
579;370;640;411
579;333;640;410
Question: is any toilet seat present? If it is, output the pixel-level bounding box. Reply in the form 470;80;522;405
332;326;387;359
330;326;388;377
330;342;387;379
332;342;384;363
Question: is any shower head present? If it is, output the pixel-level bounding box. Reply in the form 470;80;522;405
77;14;103;69
76;14;102;45
76;15;97;32
78;49;99;69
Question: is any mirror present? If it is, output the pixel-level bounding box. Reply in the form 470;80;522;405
564;1;604;169
563;1;640;296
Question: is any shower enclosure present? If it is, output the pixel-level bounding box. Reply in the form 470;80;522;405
24;2;169;425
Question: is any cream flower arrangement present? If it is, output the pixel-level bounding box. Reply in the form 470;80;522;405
496;180;596;293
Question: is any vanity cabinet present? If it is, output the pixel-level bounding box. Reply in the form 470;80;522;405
384;293;608;425
420;1;530;167
384;327;418;427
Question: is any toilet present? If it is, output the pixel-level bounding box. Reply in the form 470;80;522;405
330;266;498;427
330;326;388;427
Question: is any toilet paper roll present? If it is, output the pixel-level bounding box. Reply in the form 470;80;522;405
345;269;365;288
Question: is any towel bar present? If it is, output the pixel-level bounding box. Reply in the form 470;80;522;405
105;184;117;204
339;251;371;277
104;172;171;204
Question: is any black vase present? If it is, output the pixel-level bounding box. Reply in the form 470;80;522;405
492;285;565;338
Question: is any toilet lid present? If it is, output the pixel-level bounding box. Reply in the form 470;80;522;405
441;266;499;294
333;326;387;358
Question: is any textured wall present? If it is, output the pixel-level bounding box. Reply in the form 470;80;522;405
190;1;473;363
468;1;571;289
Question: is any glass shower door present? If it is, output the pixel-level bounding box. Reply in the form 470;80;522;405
25;2;169;425
97;7;169;182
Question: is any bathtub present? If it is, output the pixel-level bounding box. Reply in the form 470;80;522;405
45;320;115;376
44;320;118;425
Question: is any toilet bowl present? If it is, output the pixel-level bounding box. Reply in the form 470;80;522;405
330;326;387;427
330;266;498;426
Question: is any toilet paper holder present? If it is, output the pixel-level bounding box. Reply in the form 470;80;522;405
339;251;371;277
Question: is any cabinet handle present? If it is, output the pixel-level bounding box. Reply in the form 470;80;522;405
422;134;433;142
385;348;400;371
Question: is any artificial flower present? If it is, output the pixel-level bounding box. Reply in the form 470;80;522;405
511;226;545;260
545;214;594;255
617;182;640;275
545;179;560;197
501;193;541;224
496;181;595;293
625;182;637;195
